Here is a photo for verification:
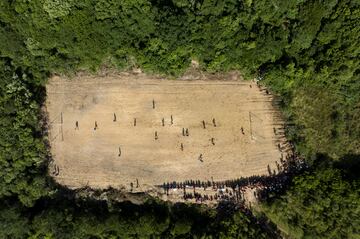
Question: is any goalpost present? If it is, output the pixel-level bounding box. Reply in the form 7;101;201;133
49;112;64;142
249;111;264;141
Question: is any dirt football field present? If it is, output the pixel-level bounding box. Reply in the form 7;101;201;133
46;72;286;192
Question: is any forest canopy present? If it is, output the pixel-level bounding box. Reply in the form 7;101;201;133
0;0;359;238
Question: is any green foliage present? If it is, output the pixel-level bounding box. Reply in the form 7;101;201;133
261;162;360;238
95;0;121;20
217;212;269;239
0;62;49;207
171;218;192;236
0;202;30;239
0;199;273;238
43;0;74;19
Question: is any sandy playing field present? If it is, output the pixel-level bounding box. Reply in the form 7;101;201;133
46;72;286;192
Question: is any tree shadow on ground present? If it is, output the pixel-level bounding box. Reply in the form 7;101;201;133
335;154;360;180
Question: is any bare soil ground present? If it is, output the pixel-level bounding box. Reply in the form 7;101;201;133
46;71;286;195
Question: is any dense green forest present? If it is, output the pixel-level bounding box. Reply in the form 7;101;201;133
0;0;359;238
1;196;279;238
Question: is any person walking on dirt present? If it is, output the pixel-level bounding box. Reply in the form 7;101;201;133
134;118;136;126
202;120;206;129
211;137;215;145
212;118;217;127
155;131;158;140
186;128;189;136
162;118;165;126
53;165;60;176
153;99;155;109
180;143;184;151
94;121;98;130
182;128;185;136
75;121;79;130
241;127;244;134
118;147;121;157
113;113;117;122
198;154;203;162
171;115;173;125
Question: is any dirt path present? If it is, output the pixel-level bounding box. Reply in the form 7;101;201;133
46;72;286;192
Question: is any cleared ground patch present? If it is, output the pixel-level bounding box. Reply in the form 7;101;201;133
46;72;286;192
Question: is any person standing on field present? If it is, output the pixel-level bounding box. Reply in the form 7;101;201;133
198;154;203;162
